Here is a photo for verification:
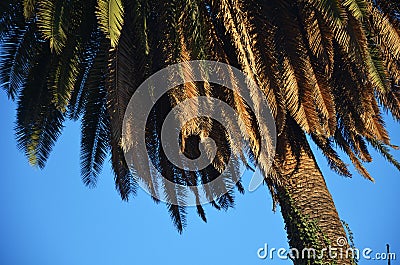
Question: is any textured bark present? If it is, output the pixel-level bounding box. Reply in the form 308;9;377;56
275;120;354;265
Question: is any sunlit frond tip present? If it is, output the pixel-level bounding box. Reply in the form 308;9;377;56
96;0;124;47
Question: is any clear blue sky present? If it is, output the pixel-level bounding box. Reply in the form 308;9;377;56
0;91;398;265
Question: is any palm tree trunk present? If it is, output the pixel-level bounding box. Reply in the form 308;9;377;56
275;120;354;265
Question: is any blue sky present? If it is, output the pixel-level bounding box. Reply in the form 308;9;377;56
0;91;399;265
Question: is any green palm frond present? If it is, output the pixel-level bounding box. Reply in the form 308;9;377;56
306;0;347;27
0;1;24;41
80;42;110;187
15;43;65;168
46;1;93;112
3;0;400;234
0;22;35;100
342;0;367;20
106;0;152;200
36;0;69;53
23;0;36;19
67;31;100;120
49;42;82;112
96;0;124;47
80;85;110;188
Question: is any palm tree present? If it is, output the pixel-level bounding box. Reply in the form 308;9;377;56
1;0;400;264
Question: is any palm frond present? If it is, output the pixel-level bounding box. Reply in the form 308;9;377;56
15;43;65;168
107;0;151;200
80;39;110;187
0;21;37;100
96;0;124;47
311;133;352;177
334;126;374;181
306;0;347;27
23;0;37;19
36;0;69;53
342;0;367;20
367;138;400;171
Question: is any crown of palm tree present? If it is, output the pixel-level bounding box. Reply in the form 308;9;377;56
1;0;400;232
